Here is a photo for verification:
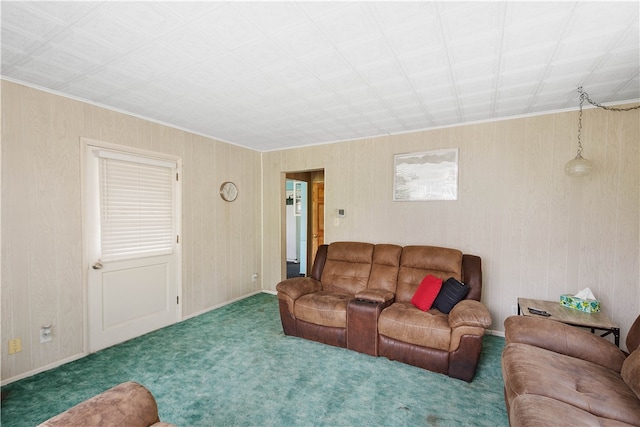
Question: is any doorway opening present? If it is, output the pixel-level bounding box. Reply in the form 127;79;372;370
284;170;324;279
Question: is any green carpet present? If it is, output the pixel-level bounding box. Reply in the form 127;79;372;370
1;293;508;426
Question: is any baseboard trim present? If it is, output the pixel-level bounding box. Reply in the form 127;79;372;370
181;290;264;321
1;353;87;387
487;329;505;338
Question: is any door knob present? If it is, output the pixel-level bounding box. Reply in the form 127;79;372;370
92;261;103;270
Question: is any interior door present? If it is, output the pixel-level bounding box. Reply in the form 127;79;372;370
84;140;181;352
312;181;325;261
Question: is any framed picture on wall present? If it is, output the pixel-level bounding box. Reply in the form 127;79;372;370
393;148;459;201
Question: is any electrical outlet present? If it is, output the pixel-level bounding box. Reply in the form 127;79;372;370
40;325;52;343
252;273;258;281
8;338;22;355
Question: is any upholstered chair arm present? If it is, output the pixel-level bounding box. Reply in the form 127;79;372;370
448;300;492;329
354;289;395;303
276;277;322;300
504;315;626;372
38;381;173;427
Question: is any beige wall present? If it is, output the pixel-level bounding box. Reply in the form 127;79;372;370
262;104;640;348
1;81;262;382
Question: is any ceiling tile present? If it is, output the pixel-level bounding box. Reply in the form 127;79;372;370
154;26;228;63
270;22;333;59
191;4;265;50
313;3;380;45
338;35;394;68
301;49;352;79
399;52;449;79
356;60;406;87
99;2;187;38
74;9;154;51
231;2;308;34
231;38;293;72
438;2;505;44
1;2;66;40
1;25;46;55
369;2;433;31
383;20;443;58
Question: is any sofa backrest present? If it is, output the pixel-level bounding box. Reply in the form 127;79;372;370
461;254;483;301
396;246;463;303
312;242;482;303
628;314;640;353
367;244;403;293
320;242;374;295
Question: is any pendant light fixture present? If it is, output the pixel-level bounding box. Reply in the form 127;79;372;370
564;88;592;177
564;87;640;177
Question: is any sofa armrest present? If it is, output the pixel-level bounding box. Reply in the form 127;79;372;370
504;315;626;372
38;381;173;427
276;277;322;300
448;300;492;329
354;289;395;303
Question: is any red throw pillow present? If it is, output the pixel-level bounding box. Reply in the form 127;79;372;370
411;275;443;311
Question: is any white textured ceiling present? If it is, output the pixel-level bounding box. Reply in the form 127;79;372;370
2;1;639;151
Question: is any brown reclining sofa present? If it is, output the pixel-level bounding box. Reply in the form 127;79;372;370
276;241;492;381
502;314;640;426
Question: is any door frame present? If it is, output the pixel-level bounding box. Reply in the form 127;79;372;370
282;169;324;279
80;137;182;353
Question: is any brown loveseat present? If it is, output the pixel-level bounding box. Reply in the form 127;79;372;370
38;381;174;427
502;314;640;426
276;241;492;381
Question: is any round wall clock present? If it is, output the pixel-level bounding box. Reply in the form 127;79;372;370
219;181;238;202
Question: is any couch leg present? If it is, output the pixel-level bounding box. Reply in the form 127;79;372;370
448;334;483;382
278;298;297;336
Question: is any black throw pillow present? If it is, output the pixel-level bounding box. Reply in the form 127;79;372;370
432;277;469;314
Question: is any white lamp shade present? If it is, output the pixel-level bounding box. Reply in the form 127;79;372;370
564;152;593;177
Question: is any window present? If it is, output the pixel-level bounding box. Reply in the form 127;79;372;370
96;150;176;262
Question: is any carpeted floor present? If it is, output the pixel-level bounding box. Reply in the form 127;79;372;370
1;293;508;426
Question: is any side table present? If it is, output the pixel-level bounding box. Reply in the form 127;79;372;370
517;297;620;347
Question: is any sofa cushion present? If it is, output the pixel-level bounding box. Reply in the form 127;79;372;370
396;246;462;303
621;348;640;400
510;394;634;427
504;315;626;372
378;302;451;350
294;291;352;328
432;277;469;314
320;242;374;295
411;275;442;311
502;343;640;426
367;244;402;293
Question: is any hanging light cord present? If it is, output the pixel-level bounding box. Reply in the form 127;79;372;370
575;87;639;156
576;91;586;156
577;87;640;112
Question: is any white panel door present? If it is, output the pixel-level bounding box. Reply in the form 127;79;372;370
84;140;181;352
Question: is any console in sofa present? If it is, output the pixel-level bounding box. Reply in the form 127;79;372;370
38;381;175;427
276;241;492;381
502;314;640;426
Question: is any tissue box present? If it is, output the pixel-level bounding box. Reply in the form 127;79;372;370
560;294;601;313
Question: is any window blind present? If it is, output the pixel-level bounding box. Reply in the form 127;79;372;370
98;152;175;262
